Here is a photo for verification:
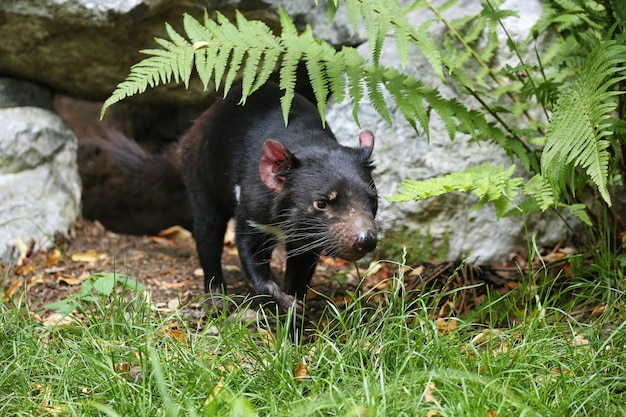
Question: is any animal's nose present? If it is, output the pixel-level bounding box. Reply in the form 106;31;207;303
353;229;377;253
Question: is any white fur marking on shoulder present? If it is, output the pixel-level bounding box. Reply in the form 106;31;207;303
234;184;241;204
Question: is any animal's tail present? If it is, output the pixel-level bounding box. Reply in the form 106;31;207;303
98;128;181;185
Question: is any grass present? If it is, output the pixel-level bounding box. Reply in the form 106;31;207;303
2;257;626;417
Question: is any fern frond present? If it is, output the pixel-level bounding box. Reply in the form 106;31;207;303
101;41;194;116
344;53;366;125
611;0;626;27
327;0;444;78
213;12;246;95
503;174;592;225
363;67;391;125
277;8;301;125
387;164;523;217
541;40;626;206
101;10;285;117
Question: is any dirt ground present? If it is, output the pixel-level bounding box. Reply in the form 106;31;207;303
2;219;527;325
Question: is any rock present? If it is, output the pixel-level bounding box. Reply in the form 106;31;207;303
328;0;570;262
0;0;365;106
0;78;81;262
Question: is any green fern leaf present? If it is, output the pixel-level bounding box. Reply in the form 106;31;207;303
237;13;280;97
413;22;444;81
183;13;215;90
101;44;189;118
305;47;329;124
387;164;523;217
344;58;366;125
343;0;362;36
541;40;626;206
523;174;554;211
362;1;387;66
565;203;592;226
213;13;245;95
278;7;301;125
384;70;425;134
611;0;626;26
278;47;300;125
364;68;391;125
326;53;347;105
193;43;217;91
299;24;340;126
212;47;231;92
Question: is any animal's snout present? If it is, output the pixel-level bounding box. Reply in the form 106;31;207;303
353;229;377;254
330;213;378;262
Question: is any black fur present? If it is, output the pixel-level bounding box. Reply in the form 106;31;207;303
103;83;378;316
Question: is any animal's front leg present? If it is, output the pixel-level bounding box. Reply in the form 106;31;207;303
236;229;301;318
284;250;320;300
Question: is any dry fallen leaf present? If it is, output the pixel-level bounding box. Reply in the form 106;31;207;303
148;236;172;246
366;261;383;276
57;271;89;286
505;281;519;290
14;259;35;276
224;220;236;245
167;298;181;310
5;280;24;299
570;334;590;347
486;410;498;417
32;382;69;415
43;249;62;267
70;249;106;263
257;328;275;348
128;365;143;382
204;379;225;405
294;359;308;382
115;362;131;373
332;294;354;306
158;225;193;241
6;275;45;298
158;322;187;344
15;236;30;266
492;340;510;357
424;381;441;415
156;279;192;290
224;246;239;256
409;264;426;276
424;381;438;403
470;329;503;347
438;301;455;318
591;304;606;317
26;274;45;288
223;264;241;272
42;312;74;328
435;318;457;333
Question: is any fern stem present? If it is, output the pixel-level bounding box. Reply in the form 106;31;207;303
424;0;542;138
423;0;490;73
532;44;552;121
486;0;548;134
464;84;537;167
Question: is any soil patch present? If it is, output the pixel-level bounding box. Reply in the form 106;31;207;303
2;220;524;324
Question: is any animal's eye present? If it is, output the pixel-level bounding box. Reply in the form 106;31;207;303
313;199;327;210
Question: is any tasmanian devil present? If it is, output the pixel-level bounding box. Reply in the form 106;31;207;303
101;82;378;316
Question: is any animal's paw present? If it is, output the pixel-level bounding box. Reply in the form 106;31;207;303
202;293;234;317
277;294;309;331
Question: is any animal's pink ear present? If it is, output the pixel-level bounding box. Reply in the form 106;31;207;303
260;139;294;192
358;130;374;158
